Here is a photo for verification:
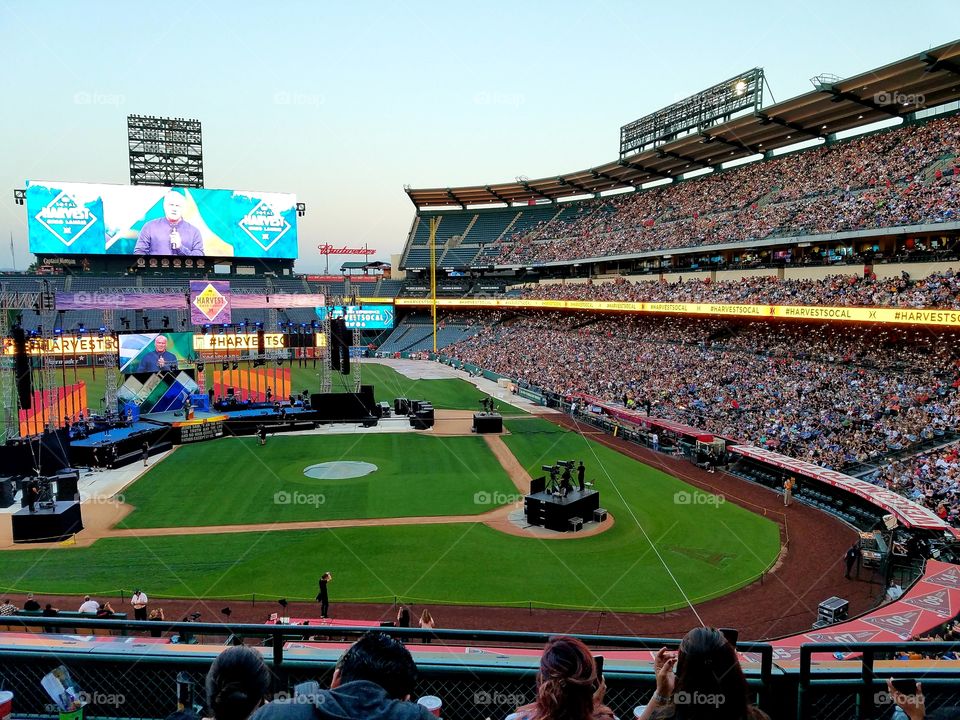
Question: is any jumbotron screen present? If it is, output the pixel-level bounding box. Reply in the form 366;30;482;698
119;332;196;374
25;181;299;259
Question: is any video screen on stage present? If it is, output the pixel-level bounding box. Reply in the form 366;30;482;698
25;180;299;259
315;304;394;329
117;372;199;414
119;332;196;374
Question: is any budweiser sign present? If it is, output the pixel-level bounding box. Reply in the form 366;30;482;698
317;244;376;256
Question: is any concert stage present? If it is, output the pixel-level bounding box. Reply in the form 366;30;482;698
69;422;171;468
11;501;83;543
524;488;601;533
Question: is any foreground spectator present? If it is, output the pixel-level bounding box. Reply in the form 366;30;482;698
23;593;41;612
206;646;272;720
638;627;768;719
0;599;17;616
78;595;99;613
511;636;613;720
252;631;433;720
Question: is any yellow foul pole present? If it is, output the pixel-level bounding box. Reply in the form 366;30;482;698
429;217;439;353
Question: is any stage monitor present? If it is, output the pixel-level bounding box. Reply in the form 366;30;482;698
25;181;299;259
119;332;196;374
315;305;394;329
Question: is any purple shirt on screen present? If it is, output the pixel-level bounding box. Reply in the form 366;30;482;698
134;219;204;256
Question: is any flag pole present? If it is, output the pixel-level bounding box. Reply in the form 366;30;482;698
428;217;439;353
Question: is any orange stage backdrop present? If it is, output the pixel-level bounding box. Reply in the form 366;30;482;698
19;382;88;436
212;367;291;403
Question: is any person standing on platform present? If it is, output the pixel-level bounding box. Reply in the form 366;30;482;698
26;481;39;513
130;588;149;621
142;442;150;467
266;387;272;403
316;572;332;618
650;432;660;452
577;461;586;492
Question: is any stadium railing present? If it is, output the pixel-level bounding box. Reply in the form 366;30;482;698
6;617;960;719
0;617;778;720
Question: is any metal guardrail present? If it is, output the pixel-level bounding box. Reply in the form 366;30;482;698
0;618;776;720
5;619;960;719
798;641;960;720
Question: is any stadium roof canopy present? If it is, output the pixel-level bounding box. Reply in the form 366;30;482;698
406;40;960;209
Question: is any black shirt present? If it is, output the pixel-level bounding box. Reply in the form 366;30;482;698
23;599;41;612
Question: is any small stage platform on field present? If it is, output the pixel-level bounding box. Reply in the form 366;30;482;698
11;501;83;543
524;488;601;533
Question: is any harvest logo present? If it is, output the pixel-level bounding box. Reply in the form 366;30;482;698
35;191;98;246
239;201;290;251
193;283;229;322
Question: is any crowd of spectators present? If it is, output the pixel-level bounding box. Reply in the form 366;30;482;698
517;269;960;310
445;312;960;478
492;114;960;264
870;442;960;526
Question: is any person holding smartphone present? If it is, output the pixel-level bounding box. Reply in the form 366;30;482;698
887;679;925;720
638;627;769;719
509;636;613;720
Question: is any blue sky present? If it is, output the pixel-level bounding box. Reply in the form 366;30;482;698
0;1;957;272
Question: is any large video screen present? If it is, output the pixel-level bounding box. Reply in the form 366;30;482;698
315;305;395;329
119;332;195;374
26;181;298;259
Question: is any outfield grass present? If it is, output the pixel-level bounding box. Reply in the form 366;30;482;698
0;418;779;612
70;361;525;416
118;434;518;528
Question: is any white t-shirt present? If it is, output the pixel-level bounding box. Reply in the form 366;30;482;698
131;592;148;608
78;600;99;613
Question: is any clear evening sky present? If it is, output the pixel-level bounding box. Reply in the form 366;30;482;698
0;1;957;272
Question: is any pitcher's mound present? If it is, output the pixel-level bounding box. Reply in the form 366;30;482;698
303;461;378;480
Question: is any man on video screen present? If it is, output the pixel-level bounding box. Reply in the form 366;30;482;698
138;335;179;373
134;191;204;256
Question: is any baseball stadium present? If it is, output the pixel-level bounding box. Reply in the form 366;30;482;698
1;9;960;720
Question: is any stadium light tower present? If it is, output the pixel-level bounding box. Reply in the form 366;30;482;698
128;115;204;187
